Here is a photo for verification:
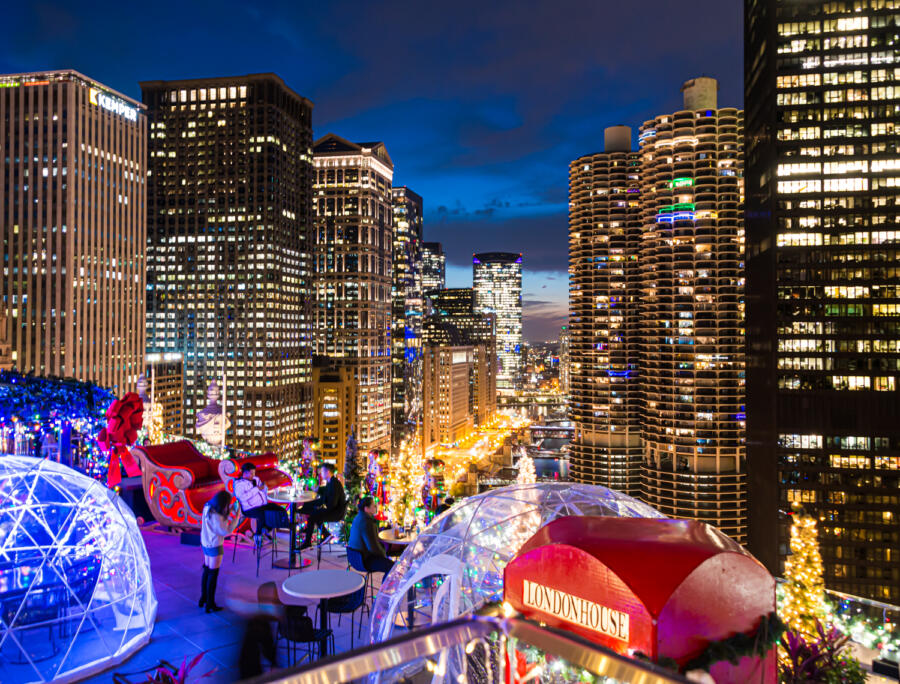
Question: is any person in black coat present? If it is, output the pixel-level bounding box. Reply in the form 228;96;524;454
298;463;346;549
347;496;394;575
434;496;455;516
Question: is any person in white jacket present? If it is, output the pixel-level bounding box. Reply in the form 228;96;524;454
200;490;241;613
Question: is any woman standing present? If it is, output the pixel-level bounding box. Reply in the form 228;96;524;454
200;490;241;613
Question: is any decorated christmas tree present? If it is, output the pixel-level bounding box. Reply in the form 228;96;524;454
517;454;536;485
388;439;422;528
341;427;364;541
146;402;164;445
780;508;826;637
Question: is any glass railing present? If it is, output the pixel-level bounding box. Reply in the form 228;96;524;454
824;589;900;664
246;609;689;684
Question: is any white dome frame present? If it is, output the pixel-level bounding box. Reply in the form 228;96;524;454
0;457;157;683
369;482;664;683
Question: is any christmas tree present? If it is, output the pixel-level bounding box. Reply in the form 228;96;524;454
388;439;422;528
780;508;826;637
146;401;164;445
341;428;363;541
517;454;536;485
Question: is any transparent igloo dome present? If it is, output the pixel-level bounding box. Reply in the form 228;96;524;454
370;482;663;646
0;457;157;683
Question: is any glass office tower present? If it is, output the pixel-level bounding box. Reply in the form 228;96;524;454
746;0;900;602
142;74;314;455
474;252;523;391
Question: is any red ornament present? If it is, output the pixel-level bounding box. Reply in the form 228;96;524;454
97;392;144;487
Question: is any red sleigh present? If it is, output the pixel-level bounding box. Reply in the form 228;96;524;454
134;440;289;530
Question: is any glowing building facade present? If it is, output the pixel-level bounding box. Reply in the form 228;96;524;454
567;80;746;542
568;126;643;495
0;70;146;393
746;0;900;601
391;186;423;447
312;356;358;474
422;242;446;292
473;252;523;391
313;134;393;453
423;288;497;425
142;74;314;456
639;78;746;543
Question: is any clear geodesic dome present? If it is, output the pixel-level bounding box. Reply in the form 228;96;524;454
0;457;157;683
369;482;663;648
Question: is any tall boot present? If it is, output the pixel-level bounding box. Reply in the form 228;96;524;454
199;565;210;608
205;568;224;613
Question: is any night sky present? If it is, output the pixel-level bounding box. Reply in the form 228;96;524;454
2;1;742;342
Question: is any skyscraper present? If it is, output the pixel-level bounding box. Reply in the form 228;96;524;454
746;0;900;602
568;80;746;542
423;288;498;424
639;78;746;543
474;252;523;391
568;126;643;495
0;70;146;393
422;242;446;292
391;186;423;447
142;74;314;456
313;134;393;453
558;325;571;396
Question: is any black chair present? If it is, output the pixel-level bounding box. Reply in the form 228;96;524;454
256;582;333;665
319;584;367;649
345;548;375;623
280;605;334;664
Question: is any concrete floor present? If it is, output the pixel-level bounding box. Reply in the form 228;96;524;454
79;526;372;684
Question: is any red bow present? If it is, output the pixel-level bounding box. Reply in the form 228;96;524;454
97;392;144;487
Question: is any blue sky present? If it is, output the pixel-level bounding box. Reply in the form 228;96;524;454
1;1;743;341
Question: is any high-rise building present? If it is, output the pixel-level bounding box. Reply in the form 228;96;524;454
568;126;643;494
639;79;746;543
568;80;746;542
423;288;497;423
312;356;358;473
0;70;146;392
313;134;393;453
422;242;446;292
145;353;184;434
746;0;900;602
423;345;475;446
391;186;423;447
142;74;314;456
473;252;523;391
558;325;571;396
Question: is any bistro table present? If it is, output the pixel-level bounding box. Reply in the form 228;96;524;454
377;530;418;628
281;569;364;657
378;529;416;547
268;487;317;570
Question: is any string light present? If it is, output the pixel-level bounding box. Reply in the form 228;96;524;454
516;454;536;485
780;507;827;637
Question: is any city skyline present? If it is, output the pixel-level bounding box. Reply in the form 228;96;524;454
0;0;743;342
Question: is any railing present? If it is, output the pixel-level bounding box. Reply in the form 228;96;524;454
247;610;689;684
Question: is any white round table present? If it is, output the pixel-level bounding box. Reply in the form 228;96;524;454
378;530;416;546
282;570;365;657
268;489;317;569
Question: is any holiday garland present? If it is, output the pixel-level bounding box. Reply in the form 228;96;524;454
634;612;785;675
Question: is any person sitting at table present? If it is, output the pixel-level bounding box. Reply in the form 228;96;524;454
200;490;241;613
434;496;455;516
298;463;346;550
348;496;395;576
233;463;290;541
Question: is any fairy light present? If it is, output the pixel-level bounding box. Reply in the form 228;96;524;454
516;454;536;485
780;507;826;637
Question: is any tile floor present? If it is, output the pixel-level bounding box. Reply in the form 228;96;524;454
78;526;374;683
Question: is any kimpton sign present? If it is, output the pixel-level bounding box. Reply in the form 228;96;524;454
89;87;138;122
522;579;629;641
